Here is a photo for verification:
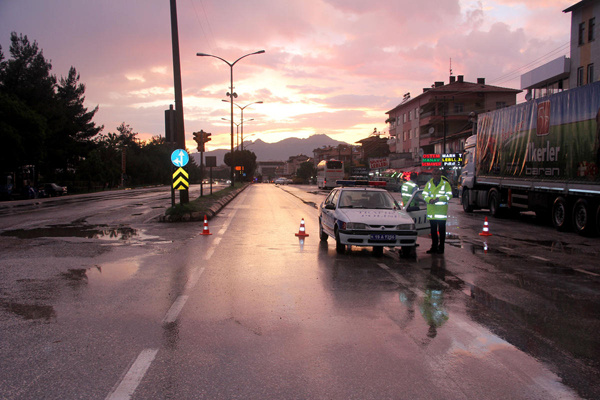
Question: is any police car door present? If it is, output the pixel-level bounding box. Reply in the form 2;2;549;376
321;188;339;236
404;189;429;233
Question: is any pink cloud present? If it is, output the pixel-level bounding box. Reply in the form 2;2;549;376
0;0;577;147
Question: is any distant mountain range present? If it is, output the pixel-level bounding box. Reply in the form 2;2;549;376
191;134;350;166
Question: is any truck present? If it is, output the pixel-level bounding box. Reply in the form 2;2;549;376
460;81;600;235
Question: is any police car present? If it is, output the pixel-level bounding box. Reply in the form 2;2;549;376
318;187;418;257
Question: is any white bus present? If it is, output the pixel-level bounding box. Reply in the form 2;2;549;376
316;160;344;189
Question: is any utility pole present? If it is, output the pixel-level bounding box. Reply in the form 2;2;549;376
170;0;188;204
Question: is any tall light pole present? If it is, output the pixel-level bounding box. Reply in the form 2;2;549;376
224;100;263;151
170;0;188;203
196;50;265;187
221;118;242;149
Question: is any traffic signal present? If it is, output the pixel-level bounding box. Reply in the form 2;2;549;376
193;131;202;151
203;132;212;147
193;130;212;152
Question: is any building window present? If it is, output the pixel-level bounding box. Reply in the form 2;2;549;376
495;102;506;109
577;66;584;86
589;18;595;42
415;108;419;120
403;114;407;123
588;64;595;83
409;110;413;121
403;131;408;141
454;103;464;114
415;128;419;138
579;22;586;45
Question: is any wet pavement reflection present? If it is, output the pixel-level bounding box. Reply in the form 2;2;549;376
1;224;171;246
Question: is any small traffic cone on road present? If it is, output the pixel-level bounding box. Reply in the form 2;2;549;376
201;215;212;235
295;218;309;237
479;217;493;236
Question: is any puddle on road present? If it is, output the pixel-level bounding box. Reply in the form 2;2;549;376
61;258;140;285
1;225;172;246
1;302;56;321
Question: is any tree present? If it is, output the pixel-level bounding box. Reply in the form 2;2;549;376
0;33;56;115
224;150;257;181
0;33;54;176
0;92;46;172
0;32;101;183
47;67;102;176
296;161;316;183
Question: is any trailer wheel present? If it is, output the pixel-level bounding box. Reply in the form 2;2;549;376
462;189;474;213
551;196;570;231
572;198;594;235
488;189;502;217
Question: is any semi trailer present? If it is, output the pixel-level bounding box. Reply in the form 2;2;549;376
460;81;600;235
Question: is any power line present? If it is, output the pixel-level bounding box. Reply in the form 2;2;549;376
188;0;217;53
488;41;570;86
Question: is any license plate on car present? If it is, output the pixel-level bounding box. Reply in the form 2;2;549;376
370;234;396;240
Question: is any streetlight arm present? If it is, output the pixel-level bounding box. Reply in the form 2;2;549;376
197;50;265;187
196;53;233;67
232;50;266;67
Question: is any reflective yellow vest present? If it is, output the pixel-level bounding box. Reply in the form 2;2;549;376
401;180;418;206
423;178;452;220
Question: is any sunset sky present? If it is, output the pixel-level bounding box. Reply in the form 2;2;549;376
0;0;574;152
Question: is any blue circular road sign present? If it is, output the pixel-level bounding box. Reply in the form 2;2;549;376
171;149;189;167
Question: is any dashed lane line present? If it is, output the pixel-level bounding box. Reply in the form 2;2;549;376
105;348;159;400
106;195;246;399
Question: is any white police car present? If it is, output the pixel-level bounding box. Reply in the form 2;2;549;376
318;187;418;257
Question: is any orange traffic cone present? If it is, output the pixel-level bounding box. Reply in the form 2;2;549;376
479;217;493;236
295;218;309;237
201;215;212;235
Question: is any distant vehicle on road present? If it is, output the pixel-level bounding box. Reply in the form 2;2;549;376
38;183;67;197
274;177;291;185
318;186;418;257
316;159;344;189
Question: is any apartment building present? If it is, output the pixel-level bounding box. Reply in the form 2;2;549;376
521;0;599;99
385;76;520;169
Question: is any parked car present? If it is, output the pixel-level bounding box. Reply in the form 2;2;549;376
38;183;67;197
274;177;291;185
318;186;418;257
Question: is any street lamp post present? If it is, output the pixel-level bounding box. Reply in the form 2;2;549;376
196;50;265;187
221;118;242;150
224;100;263;151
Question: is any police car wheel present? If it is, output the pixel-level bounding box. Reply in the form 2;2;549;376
335;229;345;254
319;219;328;242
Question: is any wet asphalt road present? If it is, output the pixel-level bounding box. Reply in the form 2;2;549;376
0;184;599;399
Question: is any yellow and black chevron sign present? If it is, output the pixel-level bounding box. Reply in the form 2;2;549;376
172;167;189;190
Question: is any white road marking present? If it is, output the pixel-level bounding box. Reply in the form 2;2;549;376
530;256;550;262
107;192;247;399
377;263;425;296
105;348;159;400
163;266;206;324
162;295;190;324
184;267;205;291
574;268;600;277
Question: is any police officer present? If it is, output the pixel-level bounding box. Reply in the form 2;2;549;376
423;168;452;254
400;172;418;207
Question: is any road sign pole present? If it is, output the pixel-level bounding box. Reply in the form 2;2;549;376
200;151;204;197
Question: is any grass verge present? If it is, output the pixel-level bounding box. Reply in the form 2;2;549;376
165;183;244;219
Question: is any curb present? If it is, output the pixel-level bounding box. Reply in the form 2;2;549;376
160;184;250;222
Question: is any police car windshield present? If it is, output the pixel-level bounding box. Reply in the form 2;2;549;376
338;191;396;209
